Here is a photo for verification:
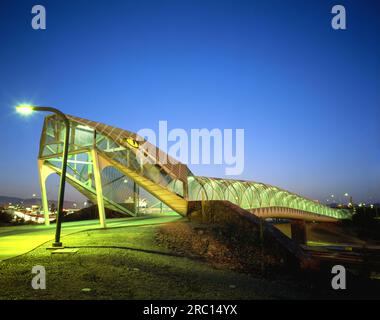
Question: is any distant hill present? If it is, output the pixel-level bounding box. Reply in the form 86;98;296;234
0;195;80;208
0;196;23;205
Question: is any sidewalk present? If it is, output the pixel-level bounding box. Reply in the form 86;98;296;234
0;214;182;261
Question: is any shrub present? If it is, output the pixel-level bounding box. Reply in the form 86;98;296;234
0;210;14;225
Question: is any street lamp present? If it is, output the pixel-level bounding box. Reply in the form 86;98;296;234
16;104;70;248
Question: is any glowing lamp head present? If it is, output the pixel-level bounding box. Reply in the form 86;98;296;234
16;104;34;116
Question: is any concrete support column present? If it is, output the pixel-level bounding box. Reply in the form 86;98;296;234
91;149;107;228
183;178;189;200
290;220;307;245
133;181;139;216
38;160;54;226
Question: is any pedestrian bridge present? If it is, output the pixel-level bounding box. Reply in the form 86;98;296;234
37;114;351;226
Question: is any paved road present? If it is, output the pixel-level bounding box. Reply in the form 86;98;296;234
0;214;182;261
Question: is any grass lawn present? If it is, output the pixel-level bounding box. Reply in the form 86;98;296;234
0;221;309;300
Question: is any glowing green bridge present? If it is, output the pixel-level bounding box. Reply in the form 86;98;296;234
38;115;351;227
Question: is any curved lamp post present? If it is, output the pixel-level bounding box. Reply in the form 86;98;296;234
16;104;69;248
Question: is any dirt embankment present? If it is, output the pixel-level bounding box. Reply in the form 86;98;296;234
155;220;289;276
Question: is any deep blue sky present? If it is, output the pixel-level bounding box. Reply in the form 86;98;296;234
0;0;379;204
